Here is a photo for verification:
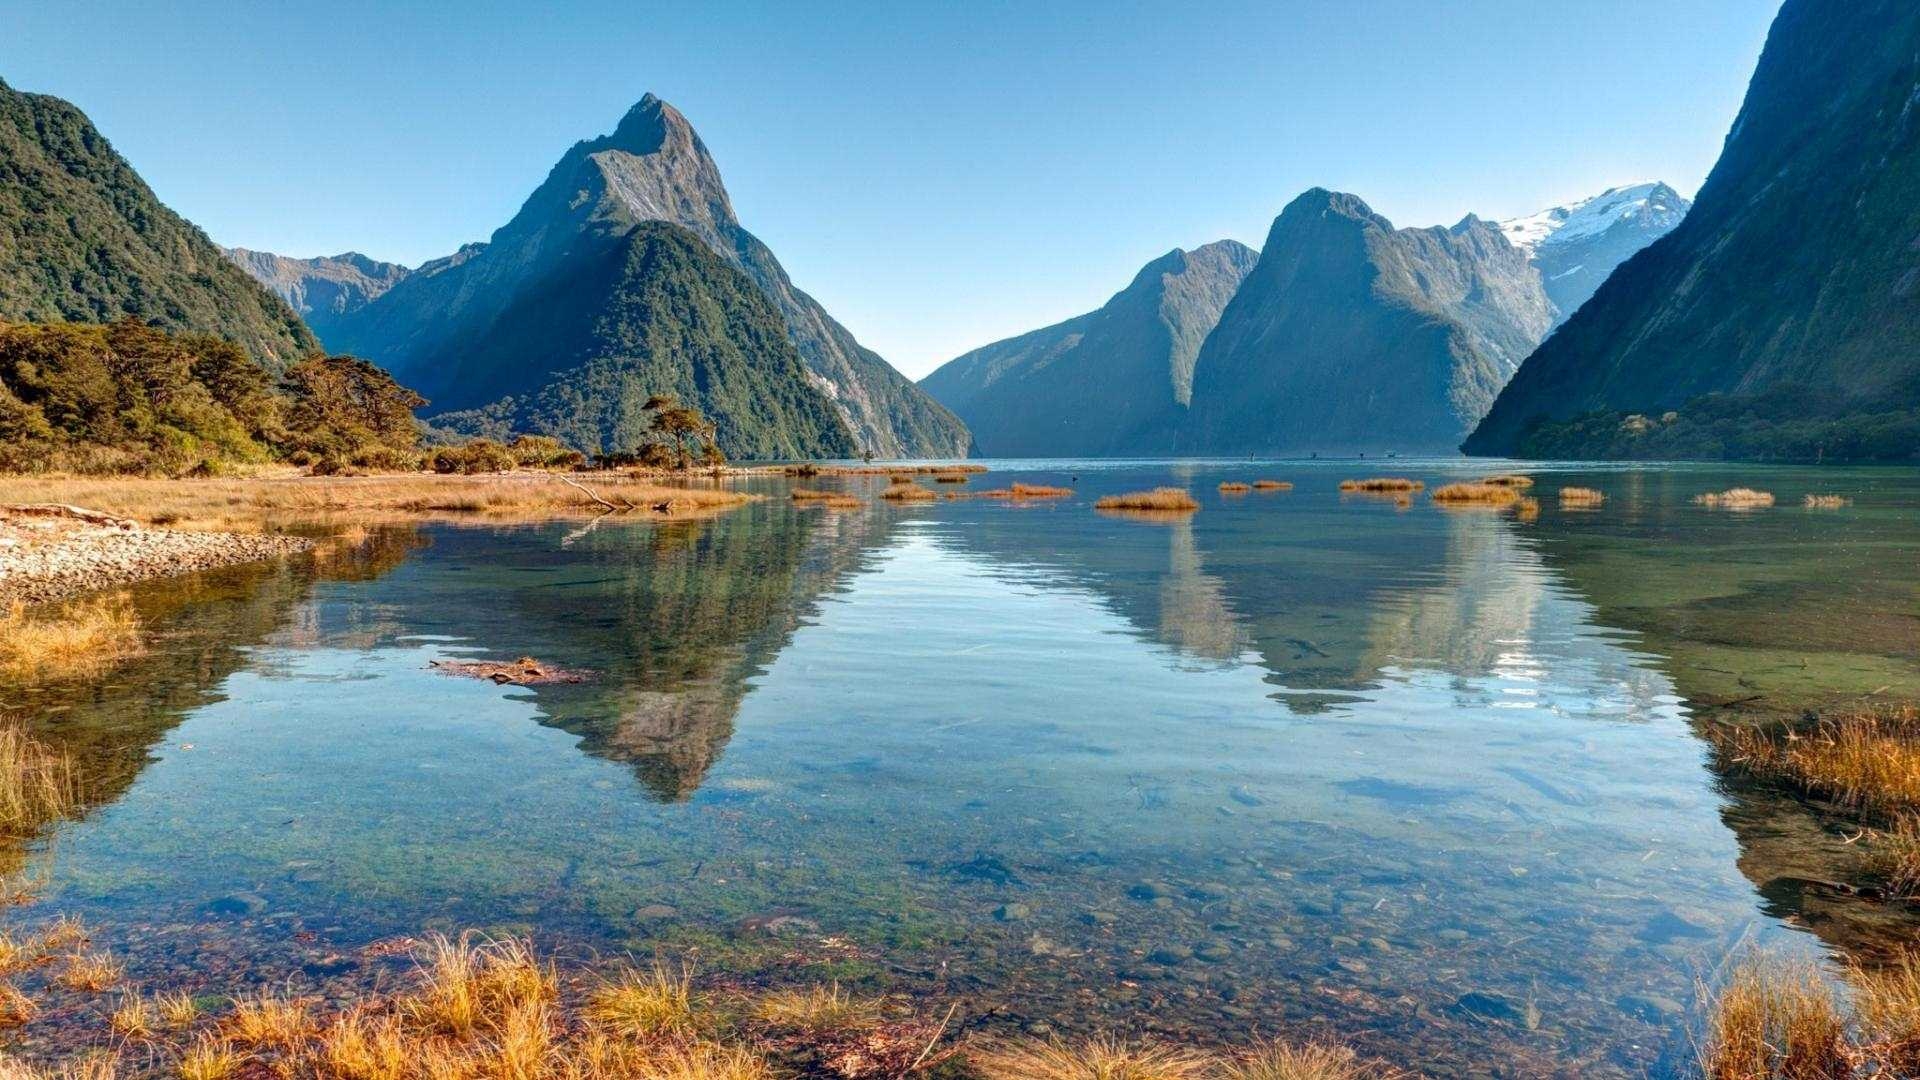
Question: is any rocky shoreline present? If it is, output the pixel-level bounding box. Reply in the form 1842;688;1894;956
0;504;314;606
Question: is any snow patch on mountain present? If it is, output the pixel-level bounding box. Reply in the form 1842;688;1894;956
1500;182;1688;253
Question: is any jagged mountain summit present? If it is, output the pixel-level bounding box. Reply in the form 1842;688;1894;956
1181;189;1553;453
1499;182;1690;324
0;79;315;367
919;240;1257;455
1467;0;1920;458
325;94;965;458
222;249;410;346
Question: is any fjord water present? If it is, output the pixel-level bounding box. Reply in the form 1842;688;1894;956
16;461;1920;1077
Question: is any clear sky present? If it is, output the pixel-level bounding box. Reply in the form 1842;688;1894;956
3;0;1777;378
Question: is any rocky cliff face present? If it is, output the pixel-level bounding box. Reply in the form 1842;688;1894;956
222;248;409;345
1499;182;1690;326
1182;190;1553;453
1466;0;1920;457
331;95;966;458
0;79;316;367
920;240;1257;455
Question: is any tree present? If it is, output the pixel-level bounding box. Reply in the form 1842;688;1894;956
281;354;427;468
642;394;721;470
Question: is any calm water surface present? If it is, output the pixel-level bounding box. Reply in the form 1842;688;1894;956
12;460;1920;1078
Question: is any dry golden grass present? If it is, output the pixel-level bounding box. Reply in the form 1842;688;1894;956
224;989;313;1047
1712;707;1920;822
1700;957;1848;1080
1429;482;1522;507
1479;474;1534;488
0;981;36;1027
1558;487;1606;508
1852;949;1920;1076
749;983;882;1033
108;991;153;1039
1339;478;1422;493
878;481;937;502
1866;816;1920;899
970;482;1075;501
1695;488;1776;509
0;473;751;531
1804;494;1851;509
319;1006;409;1080
810;464;987;476
973;1036;1212;1080
932;473;972;484
36;915;87;953
0;727;80;840
406;933;555;1039
1515;496;1540;522
155;989;200;1028
1217;482;1253;494
175;1035;242;1080
0;596;142;683
1218;1040;1406;1080
58;950;122;993
633;1041;774;1080
1095;488;1199;512
585;960;698;1039
1251;480;1292;491
789;487;863;510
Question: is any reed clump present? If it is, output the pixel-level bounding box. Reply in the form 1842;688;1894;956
1479;474;1534;488
1217;482;1253;494
1804;494;1851;509
0;725;81;838
1339;478;1422;493
1699;956;1848;1080
972;1036;1213;1080
1095;488;1200;512
1251;480;1292;491
584;960;699;1039
878;480;937;502
1429;482;1521;507
974;482;1073;501
0;596;142;683
1695;488;1776;509
1515;496;1540;522
1558;487;1606;508
932;473;971;484
789;488;863;509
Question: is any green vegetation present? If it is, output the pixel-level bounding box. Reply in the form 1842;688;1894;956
0;79;315;367
1508;388;1920;463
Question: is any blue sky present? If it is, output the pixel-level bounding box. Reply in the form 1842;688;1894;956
3;1;1777;378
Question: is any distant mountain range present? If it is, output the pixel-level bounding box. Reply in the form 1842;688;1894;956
1467;0;1920;460
920;241;1256;456
925;182;1682;456
0;78;315;368
219;249;409;346
238;96;961;459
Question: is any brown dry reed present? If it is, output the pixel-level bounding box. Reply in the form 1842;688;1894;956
1339;478;1423;493
1429;483;1522;507
1558;487;1606;507
0;725;81;838
1804;494;1851;509
0;596;142;683
878;481;937;502
1217;482;1253;494
1695;488;1776;509
1095;488;1200;512
1699;956;1848;1080
1251;480;1293;491
1479;474;1534;488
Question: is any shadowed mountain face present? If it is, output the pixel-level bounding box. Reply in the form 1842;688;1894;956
0;80;316;368
1182;189;1552;454
920;242;1257;456
323;96;965;459
1466;0;1920;457
221;249;410;346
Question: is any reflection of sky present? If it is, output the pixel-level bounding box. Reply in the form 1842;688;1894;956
26;476;1835;1078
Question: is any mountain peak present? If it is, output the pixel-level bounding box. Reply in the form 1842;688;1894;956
603;93;693;157
1499;181;1691;254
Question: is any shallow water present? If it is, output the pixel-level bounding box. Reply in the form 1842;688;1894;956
10;460;1920;1077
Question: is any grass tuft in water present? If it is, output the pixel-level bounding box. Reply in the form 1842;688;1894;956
0;596;142;684
1699;957;1848;1080
585;960;699;1039
1558;487;1606;508
1804;494;1851;509
1694;488;1776;509
1252;480;1293;491
1219;1039;1408;1079
1095;488;1199;512
1217;482;1252;494
1339;478;1422;493
973;1035;1212;1079
1430;483;1521;506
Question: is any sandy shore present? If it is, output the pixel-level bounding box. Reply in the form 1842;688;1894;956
0;504;314;606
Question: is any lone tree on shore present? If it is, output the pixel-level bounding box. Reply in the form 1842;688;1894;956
643;394;721;470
